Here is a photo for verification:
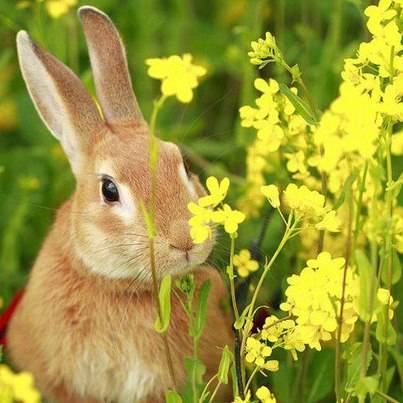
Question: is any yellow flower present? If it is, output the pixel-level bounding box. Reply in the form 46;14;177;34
285;151;307;175
248;32;279;66
280;252;359;350
283;184;325;219
315;210;341;233
233;249;259;278
45;0;77;18
187;202;212;244
364;0;396;36
260;315;295;343
198;176;230;207
256;386;277;403
0;365;40;403
245;337;272;368
377;288;395;319
261;185;280;208
212;204;245;234
146;54;206;103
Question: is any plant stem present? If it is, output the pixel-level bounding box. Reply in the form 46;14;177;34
146;95;176;387
199;374;217;402
149;238;177;387
234;325;245;398
375;391;400;403
247;212;294;319
227;234;246;397
244;366;259;393
208;380;223;403
352;162;368;253
335;188;354;402
228;234;240;321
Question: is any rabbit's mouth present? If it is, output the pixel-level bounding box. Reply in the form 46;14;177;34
162;240;213;277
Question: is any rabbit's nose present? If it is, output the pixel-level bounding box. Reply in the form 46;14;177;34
168;219;193;252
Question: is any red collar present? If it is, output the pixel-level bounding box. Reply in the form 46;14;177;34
0;289;25;346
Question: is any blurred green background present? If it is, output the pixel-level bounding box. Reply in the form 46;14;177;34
2;1;402;401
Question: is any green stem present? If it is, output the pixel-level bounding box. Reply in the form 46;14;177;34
192;336;199;403
228;234;240;321
352;162;368;253
146;95;176;388
244;366;259;393
149;238;177;387
208;380;223;403
199;374;217;402
335;188;354;402
247;212;294;319
375;391;400;403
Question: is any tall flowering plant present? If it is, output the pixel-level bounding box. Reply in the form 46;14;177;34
183;0;402;402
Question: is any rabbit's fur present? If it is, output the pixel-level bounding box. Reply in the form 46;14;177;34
7;6;231;403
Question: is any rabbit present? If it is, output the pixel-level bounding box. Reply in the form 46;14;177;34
6;6;232;403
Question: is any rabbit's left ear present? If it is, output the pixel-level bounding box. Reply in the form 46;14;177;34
16;31;105;174
78;6;146;130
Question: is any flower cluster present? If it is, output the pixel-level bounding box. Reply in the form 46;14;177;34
247;252;359;363
146;54;206;103
237;77;313;216
248;32;283;68
310;0;403;205
245;337;279;372
0;365;40;403
188;176;245;243
233;249;259;278
262;183;341;232
280;252;359;350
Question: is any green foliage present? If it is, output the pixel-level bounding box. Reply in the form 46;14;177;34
154;275;172;333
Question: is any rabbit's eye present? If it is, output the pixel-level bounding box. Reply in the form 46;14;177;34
101;178;120;203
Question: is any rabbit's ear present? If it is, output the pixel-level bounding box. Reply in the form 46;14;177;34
16;31;104;173
78;6;145;129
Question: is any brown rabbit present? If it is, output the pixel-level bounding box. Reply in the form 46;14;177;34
7;6;232;403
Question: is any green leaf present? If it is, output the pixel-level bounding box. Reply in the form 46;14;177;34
190;280;211;341
165;390;183;403
279;83;317;125
290;64;302;82
355;250;376;321
154;275;172;333
217;346;233;384
355;375;379;400
234;303;251;330
344;343;373;393
333;172;358;210
381;250;401;285
183;357;206;403
375;308;397;346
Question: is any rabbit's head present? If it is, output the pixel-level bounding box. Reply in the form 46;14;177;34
16;6;213;284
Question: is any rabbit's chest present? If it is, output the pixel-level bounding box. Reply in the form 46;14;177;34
69;329;160;402
64;298;164;402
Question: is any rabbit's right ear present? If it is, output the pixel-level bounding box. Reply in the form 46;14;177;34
16;31;104;174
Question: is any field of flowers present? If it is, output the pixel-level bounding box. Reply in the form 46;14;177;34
0;0;402;402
